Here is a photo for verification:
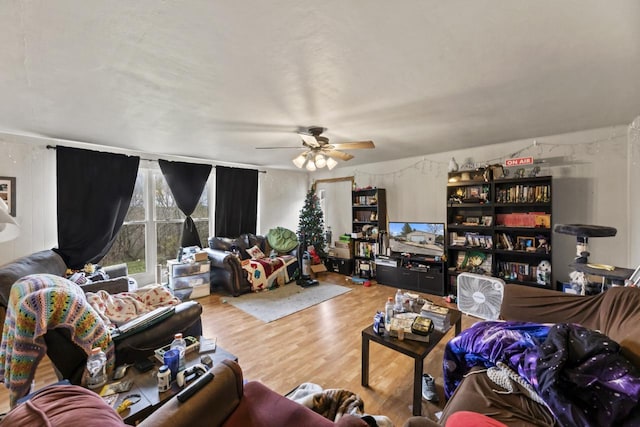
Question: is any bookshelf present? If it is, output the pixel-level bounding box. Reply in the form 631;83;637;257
446;172;553;293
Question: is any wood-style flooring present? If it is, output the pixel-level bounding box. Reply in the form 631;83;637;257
0;272;476;426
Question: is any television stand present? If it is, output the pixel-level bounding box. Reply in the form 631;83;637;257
374;254;446;296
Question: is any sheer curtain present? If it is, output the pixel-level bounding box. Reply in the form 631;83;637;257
54;146;140;269
158;160;212;247
215;166;258;237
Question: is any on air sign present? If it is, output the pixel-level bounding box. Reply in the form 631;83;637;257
504;156;534;167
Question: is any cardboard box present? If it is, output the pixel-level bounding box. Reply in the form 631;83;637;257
335;241;352;249
194;251;209;262
310;263;328;276
331;247;352;259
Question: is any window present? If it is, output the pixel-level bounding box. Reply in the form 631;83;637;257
102;167;210;281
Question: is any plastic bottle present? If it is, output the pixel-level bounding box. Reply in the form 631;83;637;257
395;289;405;313
384;297;394;327
86;347;107;389
170;333;187;371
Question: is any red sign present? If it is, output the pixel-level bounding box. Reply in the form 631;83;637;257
504;156;534;167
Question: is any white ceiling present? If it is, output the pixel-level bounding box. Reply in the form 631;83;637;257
1;1;639;170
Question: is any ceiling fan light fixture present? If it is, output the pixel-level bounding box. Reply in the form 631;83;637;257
326;157;338;170
306;158;317;171
292;153;307;168
315;153;327;168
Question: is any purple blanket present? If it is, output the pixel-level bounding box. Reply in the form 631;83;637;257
443;321;640;427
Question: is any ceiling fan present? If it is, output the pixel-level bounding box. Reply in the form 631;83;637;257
257;126;375;171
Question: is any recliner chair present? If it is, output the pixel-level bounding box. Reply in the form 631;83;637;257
0;250;203;386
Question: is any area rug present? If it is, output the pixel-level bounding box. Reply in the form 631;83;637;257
227;283;351;323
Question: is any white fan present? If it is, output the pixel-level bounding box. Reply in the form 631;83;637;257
457;273;505;320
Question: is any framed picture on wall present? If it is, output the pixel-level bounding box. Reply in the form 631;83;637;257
0;176;16;216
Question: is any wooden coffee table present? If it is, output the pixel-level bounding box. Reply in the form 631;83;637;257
361;308;462;416
113;345;238;425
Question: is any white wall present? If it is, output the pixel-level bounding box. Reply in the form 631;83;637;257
316;124;636;283
0;134;57;263
2;123;639;286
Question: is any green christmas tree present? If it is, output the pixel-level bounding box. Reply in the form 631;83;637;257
297;189;327;259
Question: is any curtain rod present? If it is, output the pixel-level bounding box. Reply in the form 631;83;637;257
46;144;267;173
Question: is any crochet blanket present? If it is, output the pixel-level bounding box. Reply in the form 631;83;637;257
85;284;180;328
444;321;640;427
0;274;114;406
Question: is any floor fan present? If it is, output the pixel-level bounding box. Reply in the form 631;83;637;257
457;273;505;320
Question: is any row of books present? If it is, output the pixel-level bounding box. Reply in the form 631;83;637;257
353;195;377;205
355;241;379;258
495;184;551;204
497;261;537;282
448;232;493;249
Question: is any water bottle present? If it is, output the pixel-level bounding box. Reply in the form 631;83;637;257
171;333;187;371
86;347;107;389
395;289;405;313
385;297;394;328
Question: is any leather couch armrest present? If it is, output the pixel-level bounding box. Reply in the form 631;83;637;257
139;359;244;427
80;277;129;295
103;263;128;279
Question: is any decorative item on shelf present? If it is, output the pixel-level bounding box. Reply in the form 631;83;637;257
536;260;551;285
448;157;459;173
536;235;550;254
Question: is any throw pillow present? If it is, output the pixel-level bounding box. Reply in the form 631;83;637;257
246;245;266;260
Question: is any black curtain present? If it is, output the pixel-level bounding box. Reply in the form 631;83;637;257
158;159;212;247
215;166;258;237
54;146;140;269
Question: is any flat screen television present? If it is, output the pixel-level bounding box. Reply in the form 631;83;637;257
388;222;445;257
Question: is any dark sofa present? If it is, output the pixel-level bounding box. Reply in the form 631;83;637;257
404;285;640;427
206;231;299;296
0;250;203;386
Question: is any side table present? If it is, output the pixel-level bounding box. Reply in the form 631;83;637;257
115;345;238;424
361;308;462;416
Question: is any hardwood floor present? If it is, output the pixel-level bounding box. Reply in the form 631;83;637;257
0;272;476;426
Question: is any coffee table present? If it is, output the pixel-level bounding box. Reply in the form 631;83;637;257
361;308;462;416
112;345;238;425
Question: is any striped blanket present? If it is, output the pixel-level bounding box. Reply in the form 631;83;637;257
0;274;114;406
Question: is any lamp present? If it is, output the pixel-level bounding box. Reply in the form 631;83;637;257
314;153;327;169
293;153;307;169
0;198;19;243
305;152;317;171
326;157;338;170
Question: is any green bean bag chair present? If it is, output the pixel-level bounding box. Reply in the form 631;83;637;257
266;227;299;253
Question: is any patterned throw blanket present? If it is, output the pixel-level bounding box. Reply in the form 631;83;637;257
85;284;180;328
444;321;640;427
289;382;393;426
242;255;296;291
0;274;114;406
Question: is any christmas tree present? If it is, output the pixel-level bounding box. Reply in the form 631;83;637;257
297;189;327;260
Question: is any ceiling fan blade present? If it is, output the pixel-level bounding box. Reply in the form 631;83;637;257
256;146;304;150
330;140;375;150
299;133;320;148
323;149;354;161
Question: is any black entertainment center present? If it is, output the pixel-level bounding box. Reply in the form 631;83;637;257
375;254;446;295
374;221;447;295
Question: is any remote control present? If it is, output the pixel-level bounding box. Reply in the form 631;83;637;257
176;372;214;403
